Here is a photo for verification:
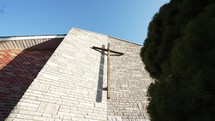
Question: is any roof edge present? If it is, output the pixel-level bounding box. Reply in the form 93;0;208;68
0;34;66;41
71;27;142;46
108;36;142;46
71;27;108;37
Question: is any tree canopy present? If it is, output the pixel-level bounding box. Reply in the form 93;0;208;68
140;0;215;121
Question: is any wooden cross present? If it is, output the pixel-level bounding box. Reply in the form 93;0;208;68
92;42;124;99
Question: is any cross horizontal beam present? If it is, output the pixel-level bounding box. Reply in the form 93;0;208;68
92;46;124;55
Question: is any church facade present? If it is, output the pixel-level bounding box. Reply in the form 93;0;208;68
0;28;152;121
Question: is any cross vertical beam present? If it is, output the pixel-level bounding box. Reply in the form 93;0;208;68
91;43;123;99
107;42;110;99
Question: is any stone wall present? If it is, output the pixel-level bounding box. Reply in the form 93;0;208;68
5;28;109;121
1;28;153;121
107;37;152;121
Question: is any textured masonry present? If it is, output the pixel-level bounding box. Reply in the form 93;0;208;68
107;37;152;121
1;28;153;121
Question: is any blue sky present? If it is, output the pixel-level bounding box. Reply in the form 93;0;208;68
0;0;169;44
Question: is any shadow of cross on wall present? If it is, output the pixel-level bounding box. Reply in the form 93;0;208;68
96;45;105;102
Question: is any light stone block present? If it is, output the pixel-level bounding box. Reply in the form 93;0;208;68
31;82;49;92
107;116;122;121
42;74;59;81
37;102;60;114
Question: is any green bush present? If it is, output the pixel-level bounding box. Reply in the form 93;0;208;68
140;0;215;121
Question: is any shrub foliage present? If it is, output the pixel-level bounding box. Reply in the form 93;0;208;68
140;0;215;121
